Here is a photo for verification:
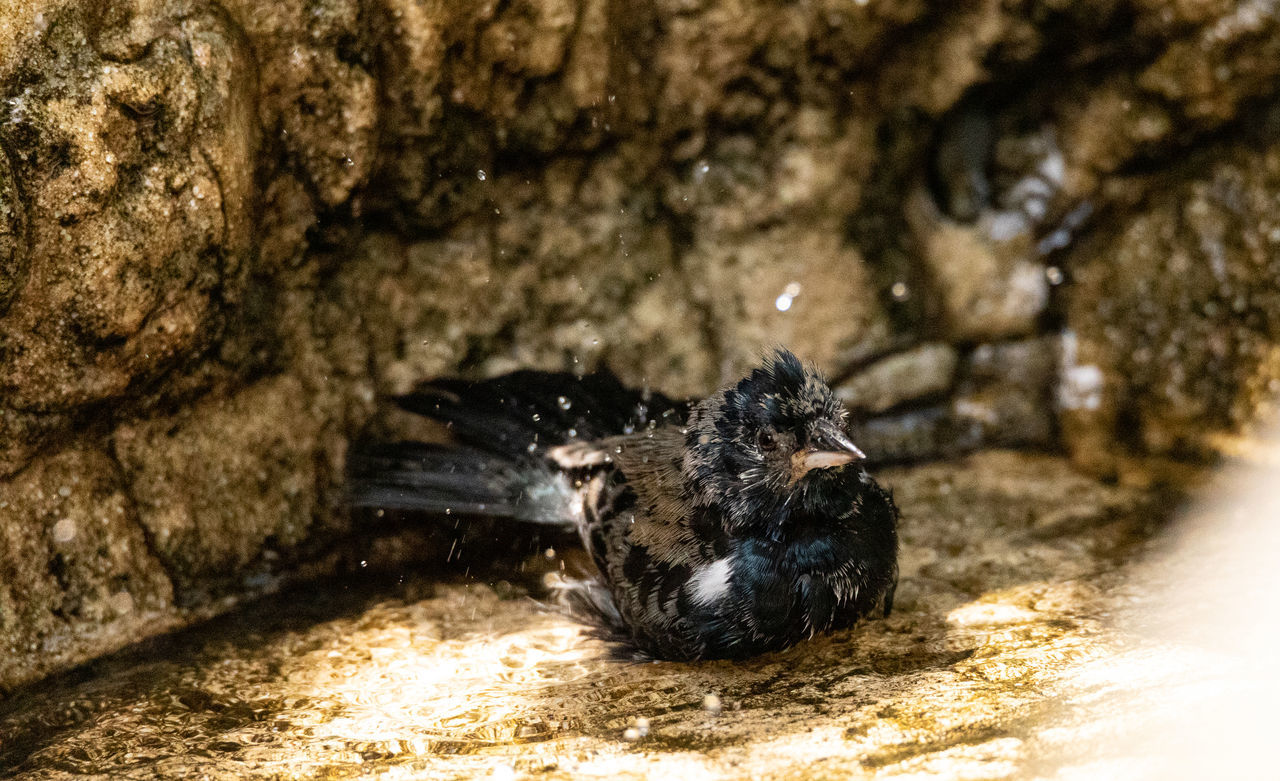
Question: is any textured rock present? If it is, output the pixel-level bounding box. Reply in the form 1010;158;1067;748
908;189;1052;342
0;3;258;416
837;342;959;415
951;336;1057;450
0;447;173;694
844;338;1056;463
0;452;1163;778
112;375;328;603
1060;142;1280;476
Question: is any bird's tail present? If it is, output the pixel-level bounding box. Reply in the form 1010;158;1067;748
391;369;686;456
347;368;686;525
347;440;578;525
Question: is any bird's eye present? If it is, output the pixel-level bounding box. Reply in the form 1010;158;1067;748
757;430;777;451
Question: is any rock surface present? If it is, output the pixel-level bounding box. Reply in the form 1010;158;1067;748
1;0;1279;696
0;451;1173;779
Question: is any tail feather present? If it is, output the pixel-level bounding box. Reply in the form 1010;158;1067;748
349;368;688;526
395;370;687;458
347;441;576;525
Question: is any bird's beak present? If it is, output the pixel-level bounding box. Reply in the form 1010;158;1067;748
790;421;866;483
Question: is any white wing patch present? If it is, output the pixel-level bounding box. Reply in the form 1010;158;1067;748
688;557;734;606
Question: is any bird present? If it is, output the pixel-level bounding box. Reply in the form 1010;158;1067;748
348;348;899;661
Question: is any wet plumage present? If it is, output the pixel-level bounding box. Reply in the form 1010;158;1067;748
349;349;899;661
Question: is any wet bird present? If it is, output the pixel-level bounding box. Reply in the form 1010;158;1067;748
349;349;898;661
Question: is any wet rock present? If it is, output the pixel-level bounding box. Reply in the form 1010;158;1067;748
0;447;173;695
688;222;890;383
908;188;1051;342
225;0;378;208
1061;141;1280;475
837;342;959;415
848;338;1055;462
950;337;1056;450
0;452;1162;776
111;375;329;602
0;4;258;415
0;142;25;316
668;110;890;381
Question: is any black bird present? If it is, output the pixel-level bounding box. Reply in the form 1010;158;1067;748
349;349;898;661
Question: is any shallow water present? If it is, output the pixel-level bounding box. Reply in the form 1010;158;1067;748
0;452;1179;779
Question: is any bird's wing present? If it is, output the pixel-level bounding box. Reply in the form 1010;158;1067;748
547;427;700;565
550;427;729;660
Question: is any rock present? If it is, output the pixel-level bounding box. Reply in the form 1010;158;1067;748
111;375;328;603
688;222;891;383
837;342;959;415
0;452;1161;776
846;338;1056;462
0;447;173;695
950;337;1057;450
0;4;258;415
1060;142;1280;475
907;188;1051;342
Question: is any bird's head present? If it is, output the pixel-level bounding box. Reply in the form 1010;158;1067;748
684;348;867;534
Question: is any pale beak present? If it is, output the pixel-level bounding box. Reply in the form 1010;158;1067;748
790;421;866;483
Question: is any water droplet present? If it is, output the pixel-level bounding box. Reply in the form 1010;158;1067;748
52;518;76;543
544;547;556;559
445;507;452;515
375;508;385;518
476;169;487;181
109;590;134;615
891;281;909;300
359;560;367;568
1045;266;1064;285
57;485;71;498
623;424;635;434
527;441;538;453
775;293;794;312
557;396;572;410
703;693;723;715
531;413;541;422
